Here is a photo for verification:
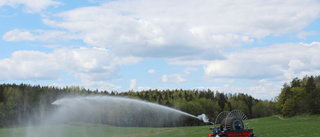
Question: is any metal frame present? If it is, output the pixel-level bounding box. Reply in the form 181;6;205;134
209;110;255;137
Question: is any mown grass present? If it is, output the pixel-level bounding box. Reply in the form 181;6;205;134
0;115;319;137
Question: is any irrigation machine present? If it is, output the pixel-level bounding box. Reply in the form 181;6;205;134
208;110;256;137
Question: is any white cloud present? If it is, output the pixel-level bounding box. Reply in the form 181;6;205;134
82;80;122;91
128;79;152;91
161;74;186;84
52;80;122;91
288;59;306;71
0;0;62;13
184;67;198;74
166;59;213;66
198;79;282;99
129;79;136;90
0;1;5;6
161;75;169;83
148;69;155;74
40;0;320;60
0;47;141;81
0;50;59;80
137;86;151;91
161;67;199;84
299;41;320;47
204;42;320;81
55;47;141;81
2;29;35;41
2;29;80;42
296;31;317;39
2;0;320;99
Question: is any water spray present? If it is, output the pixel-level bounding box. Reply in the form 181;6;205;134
49;96;211;126
25;95;212;137
197;114;209;123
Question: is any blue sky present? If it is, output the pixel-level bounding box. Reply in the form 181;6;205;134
1;0;320;99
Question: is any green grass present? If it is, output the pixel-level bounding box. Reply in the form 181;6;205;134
1;115;319;137
250;115;320;137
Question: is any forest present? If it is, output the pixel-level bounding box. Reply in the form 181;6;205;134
0;75;319;127
276;75;320;117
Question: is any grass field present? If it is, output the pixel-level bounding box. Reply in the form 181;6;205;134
0;115;319;137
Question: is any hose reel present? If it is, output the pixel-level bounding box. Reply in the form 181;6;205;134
214;110;249;131
209;110;255;137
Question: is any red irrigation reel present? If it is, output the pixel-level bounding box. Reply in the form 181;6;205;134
208;110;256;137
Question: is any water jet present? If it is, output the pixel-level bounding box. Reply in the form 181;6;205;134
48;96;209;126
26;96;210;137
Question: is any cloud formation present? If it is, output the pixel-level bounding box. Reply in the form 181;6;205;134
148;69;155;74
161;67;197;84
199;79;282;99
1;0;320;99
40;0;320;60
204;42;320;80
129;79;137;90
296;31;317;39
0;47;141;81
0;0;61;12
0;50;59;80
161;74;186;84
3;29;80;42
2;29;35;41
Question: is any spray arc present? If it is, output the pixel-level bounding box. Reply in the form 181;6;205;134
49;96;209;126
26;96;211;137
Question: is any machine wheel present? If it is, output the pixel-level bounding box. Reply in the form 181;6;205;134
220;117;244;131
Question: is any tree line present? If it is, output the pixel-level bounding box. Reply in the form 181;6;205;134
1;75;318;127
276;75;320;117
0;83;276;127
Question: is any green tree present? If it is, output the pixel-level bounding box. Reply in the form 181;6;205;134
303;76;319;114
252;101;267;118
291;77;301;87
5;96;17;125
218;93;227;111
229;99;250;116
223;103;230;111
307;88;320;114
290;87;306;113
282;98;296;117
0;102;6;126
186;101;205;116
276;83;291;113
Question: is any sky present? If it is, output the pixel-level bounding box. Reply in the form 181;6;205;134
1;0;320;100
